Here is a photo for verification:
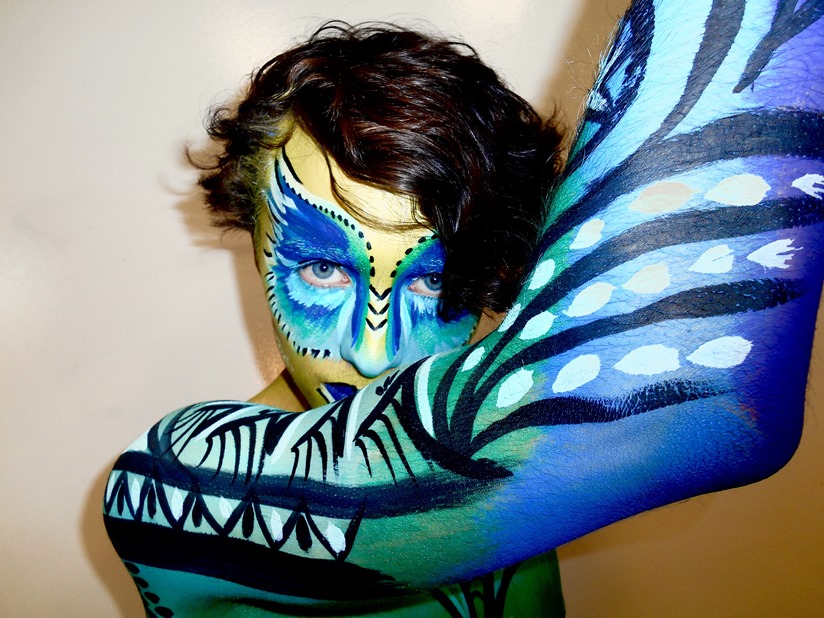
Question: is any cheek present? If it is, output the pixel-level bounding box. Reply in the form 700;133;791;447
267;266;356;355
390;290;478;361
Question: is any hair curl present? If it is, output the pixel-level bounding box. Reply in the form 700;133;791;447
195;21;563;315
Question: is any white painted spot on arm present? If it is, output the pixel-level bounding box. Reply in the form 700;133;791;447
462;347;485;372
520;312;557;341
623;263;671;294
564;282;615;317
130;478;141;512
416;356;435;437
325;522;347;554
171;489;184;520
747;239;800;269
686;336;753;368
552;354;601;393
791;173;824;198
528;259;556;290
269;509;284;542
570;219;605;249
705;174;770;206
499;303;522;332
614;344;680;375
689;244;734;273
628;181;695;214
219;497;233;520
496;369;534;408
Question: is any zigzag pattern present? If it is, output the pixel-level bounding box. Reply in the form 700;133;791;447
103;471;363;562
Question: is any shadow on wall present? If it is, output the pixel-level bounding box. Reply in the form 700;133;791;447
173;145;283;387
81;464;145;618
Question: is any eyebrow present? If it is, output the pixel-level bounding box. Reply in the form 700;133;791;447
269;153;359;268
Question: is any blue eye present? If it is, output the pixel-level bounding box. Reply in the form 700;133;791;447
408;273;443;297
299;261;351;288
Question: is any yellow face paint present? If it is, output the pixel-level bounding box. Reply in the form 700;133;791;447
256;127;478;407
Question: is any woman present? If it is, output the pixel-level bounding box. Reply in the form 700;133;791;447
107;22;567;616
105;2;824;616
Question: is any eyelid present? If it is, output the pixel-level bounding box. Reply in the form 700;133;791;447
298;260;352;288
408;273;443;298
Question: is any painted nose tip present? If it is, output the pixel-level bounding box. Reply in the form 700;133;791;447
341;330;397;378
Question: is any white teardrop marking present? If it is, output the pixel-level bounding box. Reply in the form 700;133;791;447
529;259;556;290
496;369;534;408
687;336;753;368
462;347;485;371
564;283;615;317
623;263;671;294
570;219;605;249
499;303;522;332
614;344;680;375
690;244;734;274
269;509;284;542
747;239;800;269
552;355;601;393
705;174;770;206
520;312;557;341
325;522;347;554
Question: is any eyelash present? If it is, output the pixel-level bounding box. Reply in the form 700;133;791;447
408;273;443;298
298;261;352;288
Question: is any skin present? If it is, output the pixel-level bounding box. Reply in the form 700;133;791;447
104;1;824;615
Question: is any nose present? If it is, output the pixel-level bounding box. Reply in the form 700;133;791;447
341;324;397;378
340;288;398;378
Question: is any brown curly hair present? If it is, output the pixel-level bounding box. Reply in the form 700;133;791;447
195;21;563;315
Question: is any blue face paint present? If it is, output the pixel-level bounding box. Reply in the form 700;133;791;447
256;133;478;406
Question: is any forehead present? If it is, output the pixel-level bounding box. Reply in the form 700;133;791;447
281;126;424;230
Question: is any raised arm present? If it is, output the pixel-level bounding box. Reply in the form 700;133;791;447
105;0;824;612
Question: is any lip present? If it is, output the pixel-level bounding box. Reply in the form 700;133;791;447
320;382;358;403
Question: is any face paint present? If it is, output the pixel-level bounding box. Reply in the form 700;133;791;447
256;127;478;407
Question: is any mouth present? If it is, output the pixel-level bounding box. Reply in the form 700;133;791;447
320;382;359;403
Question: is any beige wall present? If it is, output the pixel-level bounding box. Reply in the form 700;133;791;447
0;0;821;615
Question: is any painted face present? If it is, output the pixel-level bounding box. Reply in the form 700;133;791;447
256;127;478;407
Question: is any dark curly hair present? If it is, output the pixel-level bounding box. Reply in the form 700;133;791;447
195;21;563;315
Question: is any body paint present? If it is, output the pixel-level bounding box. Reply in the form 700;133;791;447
105;1;824;614
256;128;478;406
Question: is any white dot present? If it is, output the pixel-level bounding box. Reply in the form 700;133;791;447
269;509;284;542
130;478;142;512
529;259;556;290
171;489;184;520
499;303;521;332
689;244;734;274
552;354;601;393
570;218;605;249
219;497;233;520
496;369;534;408
747;239;800;269
705;174;770;206
686;336;753;368
462;347;485;371
325;522;347;554
791;173;824;198
520;312;557;341
623;263;671;294
614;344;680;375
564;282;615;317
